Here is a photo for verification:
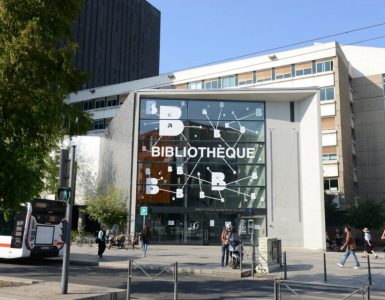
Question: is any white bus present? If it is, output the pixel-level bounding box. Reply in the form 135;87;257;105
0;198;66;259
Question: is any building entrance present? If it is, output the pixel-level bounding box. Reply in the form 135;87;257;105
137;211;265;245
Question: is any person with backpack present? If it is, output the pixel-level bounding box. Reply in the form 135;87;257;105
97;225;107;258
337;225;360;269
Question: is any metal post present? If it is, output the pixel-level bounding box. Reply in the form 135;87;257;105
367;285;370;300
367;255;372;286
240;241;243;272
174;262;178;300
283;251;287;280
126;259;132;300
252;243;256;277
61;145;76;294
274;279;278;300
323;252;327;282
252;233;256;277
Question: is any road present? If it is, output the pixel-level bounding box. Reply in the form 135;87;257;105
0;258;384;299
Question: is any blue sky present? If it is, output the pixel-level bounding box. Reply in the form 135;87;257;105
146;0;385;74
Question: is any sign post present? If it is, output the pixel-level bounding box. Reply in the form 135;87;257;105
140;206;148;227
61;145;76;294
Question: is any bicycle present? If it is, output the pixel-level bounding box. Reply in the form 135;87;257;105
75;226;93;247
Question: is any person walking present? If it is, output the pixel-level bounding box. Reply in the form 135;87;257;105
220;224;231;267
97;226;106;258
381;229;385;259
337;225;360;269
141;224;151;257
335;228;344;250
361;227;378;258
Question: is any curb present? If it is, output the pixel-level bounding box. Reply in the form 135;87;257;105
96;261;278;280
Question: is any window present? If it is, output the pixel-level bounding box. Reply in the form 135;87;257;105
106;96;119;107
188;81;202;90
95;97;106;109
238;72;253;86
320;87;334;101
255;69;272;82
323;154;337;161
83;100;95;111
316;60;333;73
324;178;338;191
275;66;292;80
295;62;312;76
383;74;385;97
221;76;236;88
93;119;105;130
175;84;187;89
204;79;218;89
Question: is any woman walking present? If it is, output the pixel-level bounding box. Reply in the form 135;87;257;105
337;225;360;269
361;227;378;258
141;225;151;257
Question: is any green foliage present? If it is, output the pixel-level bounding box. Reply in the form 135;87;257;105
0;1;92;210
85;187;128;231
345;200;385;230
43;151;60;195
325;194;339;226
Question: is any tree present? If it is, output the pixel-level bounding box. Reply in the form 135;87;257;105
85;187;128;231
345;200;385;230
0;1;92;210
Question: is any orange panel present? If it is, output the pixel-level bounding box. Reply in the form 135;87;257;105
323;146;337;154
321;117;336;130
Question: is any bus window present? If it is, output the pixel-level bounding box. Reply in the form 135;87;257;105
11;212;26;248
31;199;65;225
0;211;14;236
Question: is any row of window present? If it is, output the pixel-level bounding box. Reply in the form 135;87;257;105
83;95;121;111
185;60;333;90
92;118;112;131
323;153;337;161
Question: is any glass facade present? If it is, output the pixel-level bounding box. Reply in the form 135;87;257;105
136;98;266;244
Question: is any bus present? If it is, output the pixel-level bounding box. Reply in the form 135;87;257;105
0;198;66;259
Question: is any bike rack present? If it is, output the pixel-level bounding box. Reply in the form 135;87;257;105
274;279;370;300
126;259;178;300
240;242;267;277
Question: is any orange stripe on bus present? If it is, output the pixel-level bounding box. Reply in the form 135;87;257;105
0;243;11;248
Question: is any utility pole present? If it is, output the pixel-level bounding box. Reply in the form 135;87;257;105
61;145;76;294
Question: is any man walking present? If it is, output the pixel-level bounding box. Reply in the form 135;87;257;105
337;225;360;269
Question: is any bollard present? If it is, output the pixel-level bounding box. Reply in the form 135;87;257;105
283;251;287;280
126;259;132;300
273;279;278;300
252;243;256;277
174;261;178;300
323;252;327;282
240;241;243;273
367;255;372;286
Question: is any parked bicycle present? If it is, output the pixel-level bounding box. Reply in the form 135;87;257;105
75;226;93;247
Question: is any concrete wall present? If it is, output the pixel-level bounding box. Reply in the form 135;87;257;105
335;49;355;206
73;136;101;205
353;74;385;201
97;93;136;220
266;94;325;249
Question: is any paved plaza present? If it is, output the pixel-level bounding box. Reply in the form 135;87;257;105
1;244;385;299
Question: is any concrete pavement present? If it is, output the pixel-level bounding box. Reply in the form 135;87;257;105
2;244;385;299
69;243;385;289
